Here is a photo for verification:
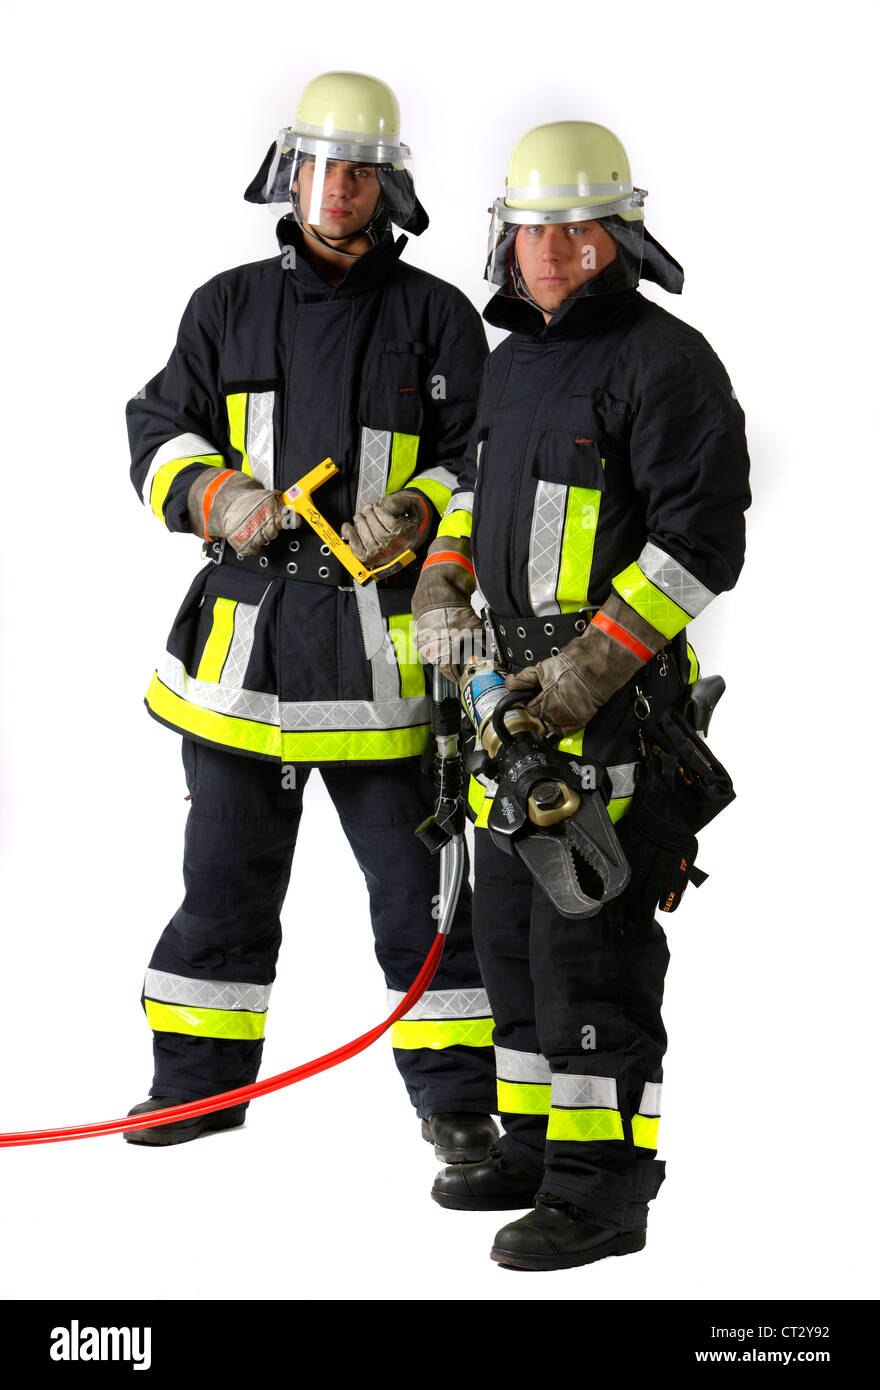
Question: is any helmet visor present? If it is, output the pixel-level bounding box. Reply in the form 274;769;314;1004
261;130;417;233
485;195;646;305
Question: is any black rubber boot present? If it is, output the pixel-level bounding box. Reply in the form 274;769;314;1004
123;1096;247;1147
420;1112;499;1163
432;1144;540;1210
490;1195;647;1270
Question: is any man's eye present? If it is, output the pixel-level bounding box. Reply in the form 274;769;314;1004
354;167;373;178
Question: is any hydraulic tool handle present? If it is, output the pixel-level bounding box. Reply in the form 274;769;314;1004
282;457;417;585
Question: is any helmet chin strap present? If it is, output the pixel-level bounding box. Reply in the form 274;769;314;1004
292;189;386;260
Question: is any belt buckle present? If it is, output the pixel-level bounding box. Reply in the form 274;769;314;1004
202;539;227;565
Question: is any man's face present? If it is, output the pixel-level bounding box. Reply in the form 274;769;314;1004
514;220;617;314
295;157;382;241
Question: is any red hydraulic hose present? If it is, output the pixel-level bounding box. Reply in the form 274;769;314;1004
0;934;446;1148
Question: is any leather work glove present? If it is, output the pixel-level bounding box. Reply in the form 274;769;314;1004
411;536;486;684
188;468;298;558
506;592;666;735
340;490;431;568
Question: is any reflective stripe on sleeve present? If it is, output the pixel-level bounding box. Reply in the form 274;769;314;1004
612;542;716;639
632;1081;662;1148
141;434;225;521
406;464;457;516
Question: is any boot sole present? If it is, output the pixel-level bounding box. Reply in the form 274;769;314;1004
490;1228;646;1270
124;1109;246;1147
432;1187;538;1212
420;1120;492;1165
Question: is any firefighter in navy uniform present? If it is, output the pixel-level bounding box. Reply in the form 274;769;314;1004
124;72;497;1160
412;122;750;1267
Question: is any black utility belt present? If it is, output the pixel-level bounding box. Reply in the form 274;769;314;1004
487;608;599;668
204;538;419;592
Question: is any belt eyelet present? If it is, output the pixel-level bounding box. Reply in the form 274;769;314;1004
574;619;586;632
506;646;513;658
319;544;331;556
550;646;560;656
543;623;554;635
289;540;300;553
524;648;534;661
498;624;506;636
259;556;269;569
318;566;330;578
236;552;245;561
516;626;526;638
287;562;298;575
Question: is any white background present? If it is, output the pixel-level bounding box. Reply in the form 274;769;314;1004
0;0;877;1304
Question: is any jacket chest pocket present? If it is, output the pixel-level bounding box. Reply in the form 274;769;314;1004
527;428;606;615
222;380;281;489
356;343;428;501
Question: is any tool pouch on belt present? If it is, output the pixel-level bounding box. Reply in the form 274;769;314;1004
620;701;736;916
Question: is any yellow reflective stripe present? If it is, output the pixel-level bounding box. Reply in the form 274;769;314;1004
145;998;267;1041
467;775;492;828
196;597;238;682
557;730;584;756
497;1079;551;1115
150;454;224;521
632;1114;660;1149
608;795;632;823
687;642;700;684
226;393;254;476
388;613;426;699
437;509;473;539
556;479;603;613
546;1107;625;1142
146;673;430;763
409;474;452;516
390;1017;494;1050
612;561;690;640
386;431;420;494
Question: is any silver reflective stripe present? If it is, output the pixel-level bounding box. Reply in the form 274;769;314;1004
444;490;474;517
639;1082;662;1117
386;987;491;1022
144;968;271;1014
246;391;275;488
528;480;566;616
551;1074;618;1110
608;762;638;798
414;465;457;493
156;652;429;730
355;427;399;693
219;586;270;689
141;432;217;506
356;427;391;512
495;1045;552;1085
638;542;715;618
505;181;633;199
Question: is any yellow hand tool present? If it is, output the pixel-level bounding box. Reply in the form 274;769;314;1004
282;458;417;584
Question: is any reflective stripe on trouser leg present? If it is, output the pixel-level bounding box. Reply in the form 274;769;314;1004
471;830;549;1177
319;761;496;1119
144;739;306;1100
529;866;670;1231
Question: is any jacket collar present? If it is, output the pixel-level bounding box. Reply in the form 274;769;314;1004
275;216;408;298
484;284;640;342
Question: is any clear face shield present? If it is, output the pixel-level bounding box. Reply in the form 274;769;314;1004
485;189;647;310
259;129;418;239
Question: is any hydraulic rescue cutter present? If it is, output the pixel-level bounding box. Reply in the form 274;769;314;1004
460;658;630;919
